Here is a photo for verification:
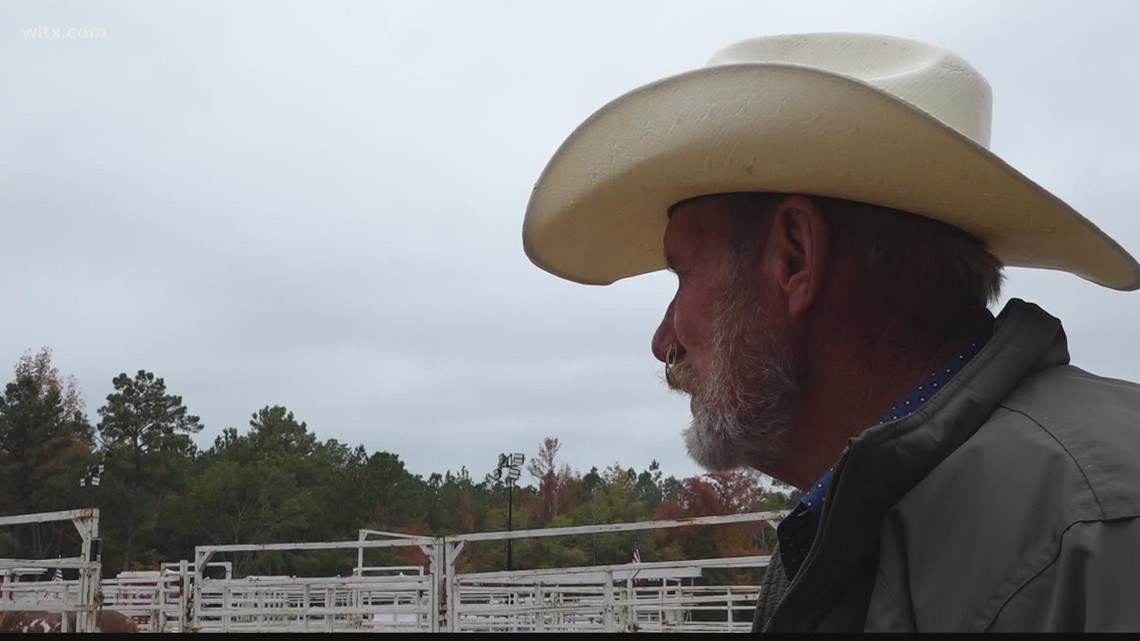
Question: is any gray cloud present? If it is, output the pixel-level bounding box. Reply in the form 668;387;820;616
1;0;1137;483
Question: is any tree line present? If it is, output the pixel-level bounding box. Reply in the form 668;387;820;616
0;348;799;580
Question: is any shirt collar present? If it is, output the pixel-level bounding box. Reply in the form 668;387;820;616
796;323;994;516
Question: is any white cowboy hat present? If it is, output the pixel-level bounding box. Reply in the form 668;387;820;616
522;32;1140;291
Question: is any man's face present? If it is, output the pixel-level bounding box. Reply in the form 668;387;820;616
652;196;798;472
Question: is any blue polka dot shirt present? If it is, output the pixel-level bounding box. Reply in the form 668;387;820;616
776;330;991;581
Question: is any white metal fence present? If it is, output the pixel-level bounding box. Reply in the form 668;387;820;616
0;509;787;633
0;509;103;633
191;572;433;633
448;561;766;633
99;568;186;632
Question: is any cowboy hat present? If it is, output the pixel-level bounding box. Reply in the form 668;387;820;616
522;32;1140;291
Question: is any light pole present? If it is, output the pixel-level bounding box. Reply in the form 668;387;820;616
79;459;105;563
79;459;105;594
495;452;524;571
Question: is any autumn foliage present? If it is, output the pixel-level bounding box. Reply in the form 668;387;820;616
0;347;798;579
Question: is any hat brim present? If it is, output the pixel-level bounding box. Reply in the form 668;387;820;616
523;63;1140;290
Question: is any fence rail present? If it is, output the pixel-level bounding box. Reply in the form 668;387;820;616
0;509;787;633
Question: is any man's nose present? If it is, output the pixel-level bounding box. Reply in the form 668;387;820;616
652;299;683;363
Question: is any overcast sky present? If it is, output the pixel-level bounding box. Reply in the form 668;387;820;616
1;1;1138;485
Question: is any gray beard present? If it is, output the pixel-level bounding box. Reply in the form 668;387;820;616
679;272;798;473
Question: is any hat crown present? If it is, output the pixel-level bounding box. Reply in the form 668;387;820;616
707;33;992;147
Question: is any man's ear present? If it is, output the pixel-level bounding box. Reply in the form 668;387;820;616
767;195;829;318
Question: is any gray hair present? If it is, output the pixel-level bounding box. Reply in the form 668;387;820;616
817;197;1005;309
727;193;1005;311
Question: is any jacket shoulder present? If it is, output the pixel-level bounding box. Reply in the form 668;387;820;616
998;364;1140;519
877;364;1140;631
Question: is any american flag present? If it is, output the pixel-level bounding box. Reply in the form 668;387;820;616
631;541;641;564
52;568;63;582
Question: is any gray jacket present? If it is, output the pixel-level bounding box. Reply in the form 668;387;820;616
753;298;1140;632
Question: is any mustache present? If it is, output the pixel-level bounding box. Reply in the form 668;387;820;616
665;353;700;395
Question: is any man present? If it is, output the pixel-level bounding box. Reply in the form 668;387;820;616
521;33;1140;632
